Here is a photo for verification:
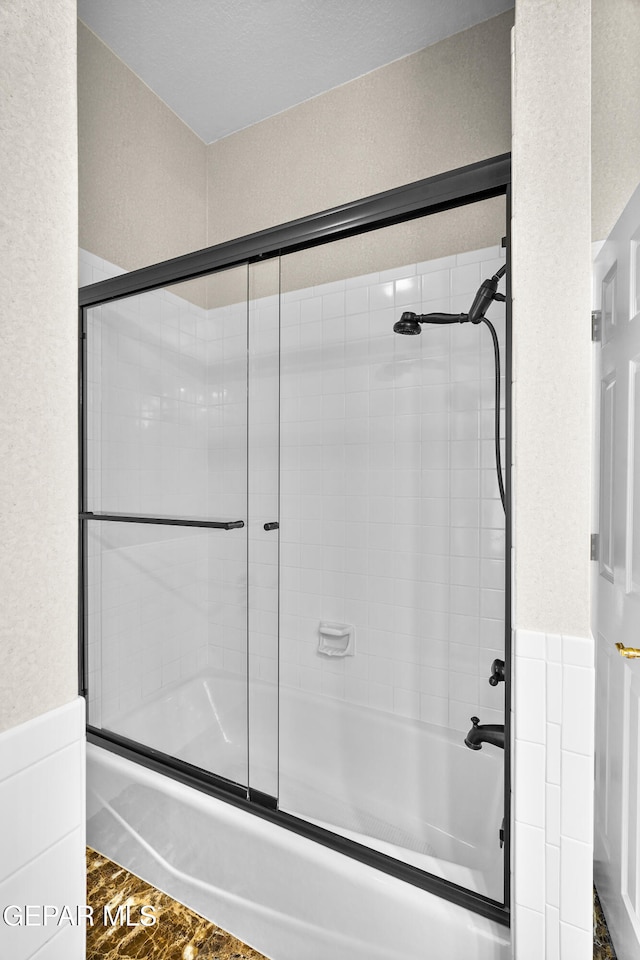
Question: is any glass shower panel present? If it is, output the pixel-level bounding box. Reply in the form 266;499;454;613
85;274;215;518
247;259;280;798
277;199;507;901
85;267;250;789
86;520;248;783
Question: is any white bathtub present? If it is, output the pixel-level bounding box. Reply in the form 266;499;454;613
87;671;511;960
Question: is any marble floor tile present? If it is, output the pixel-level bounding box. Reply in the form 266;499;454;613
87;847;270;959
594;886;617;960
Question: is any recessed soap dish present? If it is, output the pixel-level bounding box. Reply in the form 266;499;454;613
318;622;355;657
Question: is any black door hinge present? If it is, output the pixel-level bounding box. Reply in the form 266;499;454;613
591;533;599;561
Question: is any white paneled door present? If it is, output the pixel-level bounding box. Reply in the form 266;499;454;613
594;183;640;959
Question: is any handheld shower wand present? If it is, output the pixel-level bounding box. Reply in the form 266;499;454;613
393;263;507;511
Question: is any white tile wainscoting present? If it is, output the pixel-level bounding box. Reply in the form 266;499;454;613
0;698;86;960
512;629;595;960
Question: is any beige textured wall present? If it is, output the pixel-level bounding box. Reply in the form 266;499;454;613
78;11;512;286
78;21;207;272
592;0;640;241
0;0;78;731
512;0;592;637
206;11;513;246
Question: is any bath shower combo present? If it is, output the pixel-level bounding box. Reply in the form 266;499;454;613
80;154;513;960
393;265;508;757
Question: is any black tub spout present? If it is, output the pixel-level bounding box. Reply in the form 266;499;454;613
464;716;505;751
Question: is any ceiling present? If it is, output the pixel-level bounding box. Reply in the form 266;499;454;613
78;0;514;145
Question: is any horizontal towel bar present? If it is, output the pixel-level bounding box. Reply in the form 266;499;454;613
80;512;244;531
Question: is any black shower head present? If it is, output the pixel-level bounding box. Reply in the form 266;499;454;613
393;310;469;334
393;312;422;335
393;264;507;335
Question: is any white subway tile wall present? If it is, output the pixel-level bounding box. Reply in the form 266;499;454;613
85;277;210;519
276;244;506;728
82;245;506;739
82;251;247;728
87;522;212;727
202;296;248;685
513;629;595;960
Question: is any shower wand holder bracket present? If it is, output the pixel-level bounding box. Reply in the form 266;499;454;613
318;622;355;657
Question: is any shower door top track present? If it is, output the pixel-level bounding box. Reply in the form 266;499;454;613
79;152;512;928
79;153;510;308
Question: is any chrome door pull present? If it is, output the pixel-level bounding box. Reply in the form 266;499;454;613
615;642;640;659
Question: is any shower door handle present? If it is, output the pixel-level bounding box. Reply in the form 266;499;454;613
263;521;279;531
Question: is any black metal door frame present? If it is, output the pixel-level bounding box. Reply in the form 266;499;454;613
79;152;512;927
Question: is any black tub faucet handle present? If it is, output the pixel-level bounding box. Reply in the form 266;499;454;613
488;659;505;686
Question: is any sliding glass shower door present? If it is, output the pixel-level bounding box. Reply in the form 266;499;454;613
276;199;507;902
82;167;509;918
84;266;252;789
